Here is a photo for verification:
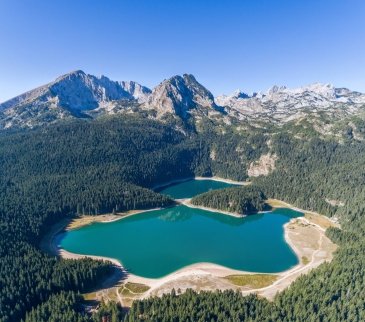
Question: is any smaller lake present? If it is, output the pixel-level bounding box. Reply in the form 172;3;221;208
60;179;303;278
158;179;239;199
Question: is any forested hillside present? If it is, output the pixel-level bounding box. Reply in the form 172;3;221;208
129;129;365;322
0;114;364;321
0;116;199;321
190;186;268;214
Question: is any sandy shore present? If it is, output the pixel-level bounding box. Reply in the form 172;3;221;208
44;204;337;304
66;208;163;231
137;215;337;300
40;207;163;257
56;212;336;306
41;177;338;305
267;199;341;228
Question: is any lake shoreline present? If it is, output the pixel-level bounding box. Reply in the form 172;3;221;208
153;175;250;191
39;207;165;258
45;213;337;302
267;198;341;228
181;199;273;218
181;199;245;218
41;177;338;304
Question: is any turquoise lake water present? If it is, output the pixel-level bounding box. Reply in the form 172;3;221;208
60;179;303;278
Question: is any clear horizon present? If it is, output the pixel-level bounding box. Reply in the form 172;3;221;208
1;0;364;102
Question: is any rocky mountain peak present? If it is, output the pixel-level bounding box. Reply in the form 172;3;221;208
215;82;365;123
55;70;86;81
232;89;250;99
46;70;132;110
0;70;152;129
146;74;217;118
267;85;287;95
1;71;365;130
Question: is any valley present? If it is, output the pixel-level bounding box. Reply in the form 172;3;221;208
0;76;364;321
2;1;365;320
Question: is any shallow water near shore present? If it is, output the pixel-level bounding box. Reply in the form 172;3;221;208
60;179;303;278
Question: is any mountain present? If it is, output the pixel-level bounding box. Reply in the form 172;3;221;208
145;74;219;118
119;80;151;103
217;83;365;123
215;89;250;107
0;71;222;129
0;70;150;129
1;71;365;131
2;73;365;322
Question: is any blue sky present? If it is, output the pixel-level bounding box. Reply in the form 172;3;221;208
0;0;364;102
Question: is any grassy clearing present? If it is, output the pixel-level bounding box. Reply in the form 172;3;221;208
266;199;289;208
82;292;97;300
67;215;120;230
224;274;277;288
302;256;310;265
120;282;150;297
120;287;135;297
304;213;338;229
124;282;150;293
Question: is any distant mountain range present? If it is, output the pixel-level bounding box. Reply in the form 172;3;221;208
1;70;364;130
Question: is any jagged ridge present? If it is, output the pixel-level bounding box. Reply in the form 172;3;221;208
1;70;365;130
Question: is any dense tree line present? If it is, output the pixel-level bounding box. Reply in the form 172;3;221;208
0;114;365;321
126;290;279;322
127;128;365;322
190;186;267;214
0;116;202;321
25;292;123;322
24;292;87;322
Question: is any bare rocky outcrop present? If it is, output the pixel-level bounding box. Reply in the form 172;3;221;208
145;74;217;119
325;198;345;207
2;71;365;131
119;80;151;103
216;83;365;124
210;149;217;161
247;153;278;177
0;70;151;129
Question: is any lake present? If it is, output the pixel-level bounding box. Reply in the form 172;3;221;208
60;179;303;278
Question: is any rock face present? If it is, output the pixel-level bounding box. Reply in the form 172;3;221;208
215;89;250;108
217;83;365;123
146;74;217;118
119;81;151;103
0;71;150;129
2;70;365;130
2;70;133;111
247;153;278;177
